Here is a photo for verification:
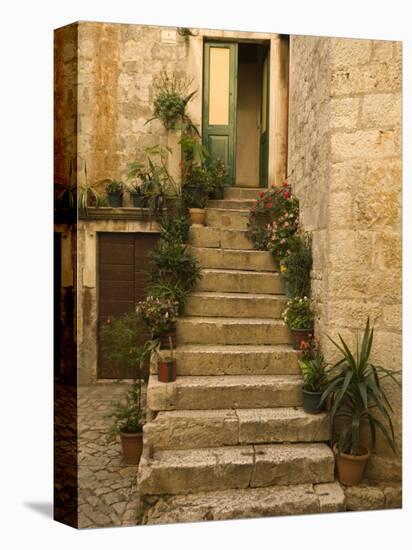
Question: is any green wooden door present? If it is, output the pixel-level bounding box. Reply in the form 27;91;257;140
203;42;238;185
259;52;270;187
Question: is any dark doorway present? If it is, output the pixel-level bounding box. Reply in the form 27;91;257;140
97;232;159;379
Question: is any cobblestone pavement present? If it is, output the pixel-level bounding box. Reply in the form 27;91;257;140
78;382;146;529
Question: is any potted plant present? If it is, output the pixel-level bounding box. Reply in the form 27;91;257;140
182;164;209;225
147;239;201;298
158;334;177;383
106;379;145;465
280;232;312;299
103;179;124;207
136;295;179;350
320;318;400;486
282;296;314;350
298;347;328;414
126;160;150;207
207;158;228;200
246;183;299;265
147;70;197;131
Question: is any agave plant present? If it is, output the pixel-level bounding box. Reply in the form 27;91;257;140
320;318;401;456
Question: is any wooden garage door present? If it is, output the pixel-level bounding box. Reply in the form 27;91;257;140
98;232;159;379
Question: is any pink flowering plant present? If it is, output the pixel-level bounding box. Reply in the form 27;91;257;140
246;182;300;263
136;295;179;335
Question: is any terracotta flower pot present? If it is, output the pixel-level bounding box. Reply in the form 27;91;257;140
158;358;177;383
189;208;206;226
302;388;324;414
120;430;143;465
333;443;370;486
290;328;313;350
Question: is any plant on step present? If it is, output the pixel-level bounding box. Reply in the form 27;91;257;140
280;232;312;298
282;296;314;330
147;239;201;293
147;71;197;131
299;350;328;414
246;182;299;263
206;158;229;199
320;317;401;485
136;295;179;337
282;296;314;350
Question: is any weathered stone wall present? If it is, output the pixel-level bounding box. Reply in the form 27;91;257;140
54;23;78;185
288;36;402;481
77;22;188;199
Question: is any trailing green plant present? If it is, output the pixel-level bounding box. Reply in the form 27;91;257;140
106;380;145;439
137;295;179;335
158;212;190;244
280;232;312;298
148;71;196;131
282;296;314;330
100;312;147;373
105;340;158;441
77;161;102;214
147;239;201;292
320;318;401;456
102;179;124;194
246;182;299;262
299;352;328;393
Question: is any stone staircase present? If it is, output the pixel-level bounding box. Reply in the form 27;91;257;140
138;187;344;524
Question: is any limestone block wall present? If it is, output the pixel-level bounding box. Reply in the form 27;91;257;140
288;36;402;481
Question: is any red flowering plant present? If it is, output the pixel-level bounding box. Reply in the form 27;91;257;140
246;182;300;264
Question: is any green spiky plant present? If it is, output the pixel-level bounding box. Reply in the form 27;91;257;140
299;352;328;393
320;318;401;456
77;160;102;214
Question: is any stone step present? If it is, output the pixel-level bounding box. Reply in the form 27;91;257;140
138;443;335;495
147;374;302;411
189;226;254;250
197;268;283;294
191;247;275;271
143;482;345;524
207;199;256;210
144;408;330;451
225;187;262;200
177;316;291;345
206;208;249;230
185;292;286;319
170;344;300;376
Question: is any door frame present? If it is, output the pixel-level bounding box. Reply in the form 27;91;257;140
202;41;238;186
202;39;271;188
